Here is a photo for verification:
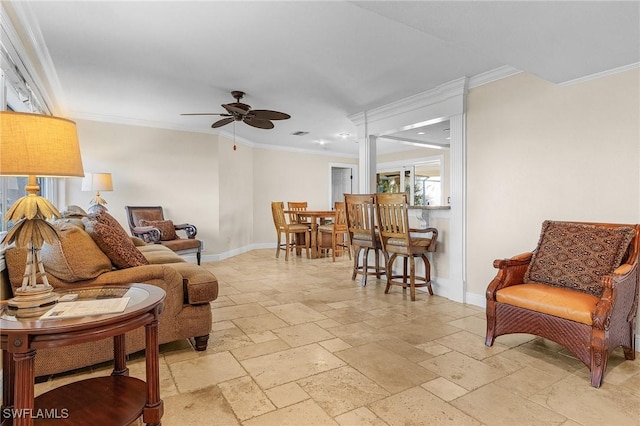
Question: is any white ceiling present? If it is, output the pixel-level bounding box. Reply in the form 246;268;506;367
8;1;639;156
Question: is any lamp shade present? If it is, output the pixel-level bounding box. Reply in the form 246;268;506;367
0;111;84;177
82;172;113;192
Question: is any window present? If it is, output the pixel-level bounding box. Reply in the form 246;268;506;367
376;156;445;206
1;37;55;232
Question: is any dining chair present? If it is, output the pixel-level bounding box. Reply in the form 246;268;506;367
271;201;310;261
344;194;387;286
374;192;438;301
318;201;351;262
287;201;310;225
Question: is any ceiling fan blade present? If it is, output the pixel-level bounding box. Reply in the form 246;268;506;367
244;118;274;129
250;110;291;121
223;102;251;115
181;112;231;116
211;117;235;128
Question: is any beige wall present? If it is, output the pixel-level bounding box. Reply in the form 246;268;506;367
63;120;355;258
66;120;220;256
252;148;357;245
466;70;640;303
218;135;254;254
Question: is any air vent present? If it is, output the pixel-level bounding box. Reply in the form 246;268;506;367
291;131;309;136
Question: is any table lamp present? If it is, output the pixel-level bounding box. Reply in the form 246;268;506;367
82;172;113;212
0;111;84;308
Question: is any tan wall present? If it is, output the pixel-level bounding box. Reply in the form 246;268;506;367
66;120;220;255
252;148;357;245
217;136;254;253
63;120;355;257
466;70;640;303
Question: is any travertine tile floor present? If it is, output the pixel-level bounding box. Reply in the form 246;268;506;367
36;249;640;425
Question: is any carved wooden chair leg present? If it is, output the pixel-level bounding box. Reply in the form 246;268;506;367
351;246;361;280
361;247;371;287
422;254;433;295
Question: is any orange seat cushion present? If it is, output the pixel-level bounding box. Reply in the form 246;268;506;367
496;283;599;325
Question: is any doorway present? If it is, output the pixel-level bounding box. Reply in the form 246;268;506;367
329;163;357;208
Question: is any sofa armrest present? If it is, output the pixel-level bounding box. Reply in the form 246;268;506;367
173;223;198;239
165;263;218;304
486;252;533;301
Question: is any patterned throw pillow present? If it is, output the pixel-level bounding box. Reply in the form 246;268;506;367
524;220;635;296
139;219;178;241
82;213;149;269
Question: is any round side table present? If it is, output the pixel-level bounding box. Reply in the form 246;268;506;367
1;284;165;426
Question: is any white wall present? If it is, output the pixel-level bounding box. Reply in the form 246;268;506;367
465;70;640;322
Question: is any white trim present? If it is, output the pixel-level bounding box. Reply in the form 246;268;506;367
73;112;359;159
559;62;640;87
1;2;61;114
468;65;522;89
349;77;467;128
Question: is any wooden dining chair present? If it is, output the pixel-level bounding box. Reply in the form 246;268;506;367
271;201;310;261
318;201;351;262
344;194;387;286
375;192;438;301
287;201;310;225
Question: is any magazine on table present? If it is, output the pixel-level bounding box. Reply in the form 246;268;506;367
40;297;130;320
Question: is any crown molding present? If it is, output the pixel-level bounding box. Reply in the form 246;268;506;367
2;1;65;114
559;62;640;86
468;65;522;88
349;77;468;127
72;111;356;158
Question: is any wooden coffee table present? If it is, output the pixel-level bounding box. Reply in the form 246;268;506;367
1;284;165;426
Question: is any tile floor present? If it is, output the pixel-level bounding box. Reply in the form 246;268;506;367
36;249;640;425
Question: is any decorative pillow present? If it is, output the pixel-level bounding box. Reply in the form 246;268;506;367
41;223;112;282
83;216;149;269
60;205;88;218
524;220;635;296
139;219;178;241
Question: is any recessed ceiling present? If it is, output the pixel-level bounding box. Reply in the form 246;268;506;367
7;1;638;157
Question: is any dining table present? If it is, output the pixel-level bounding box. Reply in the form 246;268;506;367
285;209;336;259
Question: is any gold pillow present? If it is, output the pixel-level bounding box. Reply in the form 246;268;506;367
40;223;113;282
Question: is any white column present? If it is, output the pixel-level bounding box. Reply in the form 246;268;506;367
448;113;466;303
359;135;377;193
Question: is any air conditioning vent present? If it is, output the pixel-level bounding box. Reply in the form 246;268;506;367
291;131;309;136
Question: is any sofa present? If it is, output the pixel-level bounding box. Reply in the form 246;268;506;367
4;208;218;377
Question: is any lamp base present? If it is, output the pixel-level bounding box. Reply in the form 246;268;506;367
8;284;59;309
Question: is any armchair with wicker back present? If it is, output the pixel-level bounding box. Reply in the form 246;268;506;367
485;220;640;387
125;205;202;265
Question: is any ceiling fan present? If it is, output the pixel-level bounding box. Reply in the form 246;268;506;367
181;91;291;129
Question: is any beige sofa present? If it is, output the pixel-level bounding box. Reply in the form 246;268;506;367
4;209;218;377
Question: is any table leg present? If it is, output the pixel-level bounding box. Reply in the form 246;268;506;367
12;349;36;426
112;334;129;376
143;319;163;426
311;217;319;259
1;349;15;424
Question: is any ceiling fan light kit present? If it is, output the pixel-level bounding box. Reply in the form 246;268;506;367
181;91;291;130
